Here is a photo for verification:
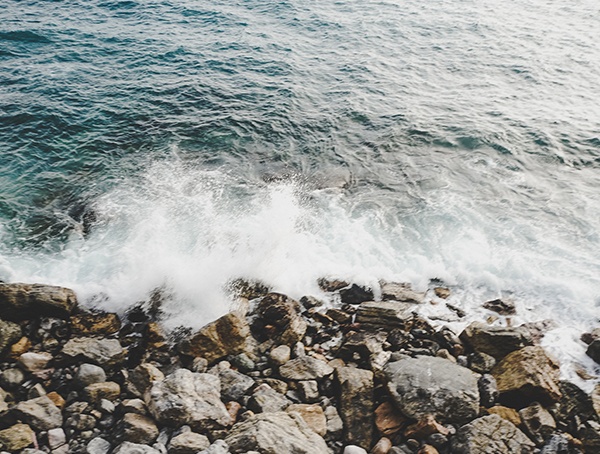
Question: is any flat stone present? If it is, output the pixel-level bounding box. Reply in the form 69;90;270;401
168;432;210;454
355;301;415;328
225;411;329;454
70;311;121;336
286;404;327;436
118;413;159;444
178;311;250;363
336;366;374;449
18;352;53;372
385;356;479;424
75;363;107;387
0;319;22;354
16;395;63;431
279;356;334;380
451;414;535;453
381;282;425;304
0;283;77;319
460;322;533;360
62;337;127;367
0;424;34;452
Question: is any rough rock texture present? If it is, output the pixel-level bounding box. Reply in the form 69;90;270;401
0;319;22;354
460;322;533;360
18;352;52;372
486;406;521;427
178;311;250;363
168;432;211;454
483;299;516;316
16;395;63;431
339;284;373;304
84;381;121;402
385;356;480;424
145;369;231;431
451;414;536;454
375;402;407;437
224;411;330;454
286;403;327;436
0;283;77;319
252;293;307;345
491;346;562;407
70;311;121;336
0;423;34;452
279;356;334;380
519;403;556;446
219;368;255;402
127;363;165;397
75;363;107;387
335;366;374;449
593;384;600;419
381;282;425;304
112;441;162;454
247;384;291;413
117;413;159;444
355;302;416;328
62;337;127;367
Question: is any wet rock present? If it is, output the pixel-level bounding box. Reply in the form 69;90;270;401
84;381;120;402
0;283;77;319
178;311;250;363
478;374;499;407
374;402;407;437
0;423;34;452
451;414;536;453
127;363;165;397
404;415;450;439
434;287;451;299
247;383;291;413
224;411;330;454
491;346;562;407
168;432;210;454
0;320;22;354
581;328;600;345
579;420;600;453
117;413;159;444
326;308;352;324
381;282;425;304
355;302;415;328
86;437;111;454
219;368;255;402
16;395;63;431
483;299;516;316
62;337;127;367
269;345;291;366
252;293;307;345
486;406;521;427
335;366;374;449
339;284;373;305
519;402;556;446
75;363;107;387
460;322;533;360
18;352;52;372
385;356;479;424
279;356;334;380
145;369;231;431
113;442;162;454
70;311;121;336
286;403;327;436
586;339;600;364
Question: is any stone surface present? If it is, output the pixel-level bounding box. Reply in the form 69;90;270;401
252;293;307;345
478;374;499;407
468;352;496;374
17;352;52;372
118;413;159;444
286;404;327;436
279;356;334;380
381;282;425;304
339;284;373;304
145;369;231;431
404;415;450;439
460;322;533;360
178;311;250;363
491;346;562;407
586;339;600;364
451;414;536;453
486;406;521;427
16;395;63;431
355;301;415;328
375;402;407;437
324;405;343;439
482;299;516;316
297;380;320;403
0;320;22;354
86;437;111;454
335;366;374;449
70;311;121;336
247;384;291;413
168;432;210;454
0;283;77;319
553;381;597;434
84;381;121;402
593;383;600;419
62;337;127;367
371;437;393;454
219;368;255;402
0;424;34;452
519;403;556;446
198;440;229;454
75;363;107;387
47;428;66;449
127;363;165;397
225;411;330;454
270;345;291;366
343;446;367;454
385;356;479;424
112;442;161;454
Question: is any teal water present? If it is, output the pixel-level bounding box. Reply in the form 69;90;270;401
1;0;599;378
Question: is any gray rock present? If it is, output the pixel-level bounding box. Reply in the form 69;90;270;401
0;283;77;319
145;369;231;431
460;322;533;360
219;368;255;402
198;440;229;454
117;413;159;444
65;414;96;431
0;319;21;353
355;301;415;327
468;352;497;374
16;395;63;431
385;356;479;424
62;337;126;367
335;366;373;450
18;352;52;372
342;446;368;454
451;414;535;453
0;368;25;390
270;345;291;366
247;384;291;413
540;433;583;454
324;406;343;439
478;374;498;407
279;356;334;380
86;438;111;454
519;403;556;446
381;282;425;304
168;432;210;454
112;442;161;454
224;411;330;454
76;363;107;387
298;380;320;403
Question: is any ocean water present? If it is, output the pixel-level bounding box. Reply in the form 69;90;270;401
1;0;599;385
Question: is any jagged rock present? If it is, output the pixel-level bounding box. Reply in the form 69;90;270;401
127;363;165;397
451;414;535;453
581;328;600;345
17;352;52;372
168;432;210;454
297;380;319;403
381;282;425;304
592;384;600;419
355;302;415;328
65;413;96;431
460;322;533;360
468;352;496;374
540;433;584;454
579;420;600;453
483;299;516;316
0;283;77;319
178;311;250;363
198;440;229;454
519;403;556;446
145;369;231;431
84;381;120;402
286;404;327;436
385;356;479;424
375;402;407;437
336;366;374;449
326;308;352;324
257;378;288;395
279;356;334;380
224;411;330;454
75;363;107;387
404;415;450;439
491;346;562;407
478;374;499;407
15;395;63;431
318;278;350;292
553;381;597;434
62;337;127;367
586;339;600;364
219;368;255;402
486;406;521;427
70;311;121;336
339;284;373;304
338;331;385;363
269;345;291;366
0;424;34;452
252;293;307;345
0;320;21;354
247;384;291;413
86;437;111;454
112;442;162;454
117;413;159;444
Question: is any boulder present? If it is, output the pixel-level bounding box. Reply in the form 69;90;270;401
0;319;22;354
375;402;407;437
127;363;165;397
519;403;556;446
286;404;327;436
75;363;107;387
279;356;334;380
0;423;34;452
491;346;561;407
145;369;231;431
297;380;319;403
486;406;521;427
385;356;479;424
86;437;111;454
404;415;450;439
355;302;415;328
168;432;211;454
339;284;373;304
460;322;533;360
335;366;374;449
381;282;425;304
84;381;121;402
47;428;66;449
198;440;229;454
270;345;291;366
15;395;63;431
62;337;127;367
224;411;330;454
219;368;255;402
178;311;249;363
70;311;121;336
117;413;159;444
18;352;52;372
247;383;291;413
451;414;535;453
0;283;77;319
553;381;597;434
251;293;307;345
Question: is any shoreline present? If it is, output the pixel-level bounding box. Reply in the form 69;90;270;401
0;281;599;453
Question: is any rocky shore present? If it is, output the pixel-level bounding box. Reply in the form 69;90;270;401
0;281;599;454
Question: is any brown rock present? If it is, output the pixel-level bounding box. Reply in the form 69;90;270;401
491;346;562;407
434;287;450;299
70;311;120;336
46;392;66;410
0;319;22;355
252;293;307;345
286;404;327;436
404;415;451;439
335;366;374;449
226;401;242;424
317;278;349;292
169;432;210;454
372;437;393;454
482;299;516;316
486;406;521;427
118;413;159;444
375;402;407;437
0;423;34;452
0;283;77;319
84;381;121;402
592;384;600;419
146;322;167;350
519;402;556;446
460;322;533;360
178;311;250;363
9;337;31;359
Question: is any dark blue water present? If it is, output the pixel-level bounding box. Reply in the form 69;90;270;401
1;0;599;381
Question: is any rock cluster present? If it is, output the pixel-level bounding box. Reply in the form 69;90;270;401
0;281;598;454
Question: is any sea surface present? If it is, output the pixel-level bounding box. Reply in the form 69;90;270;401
1;0;599;385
